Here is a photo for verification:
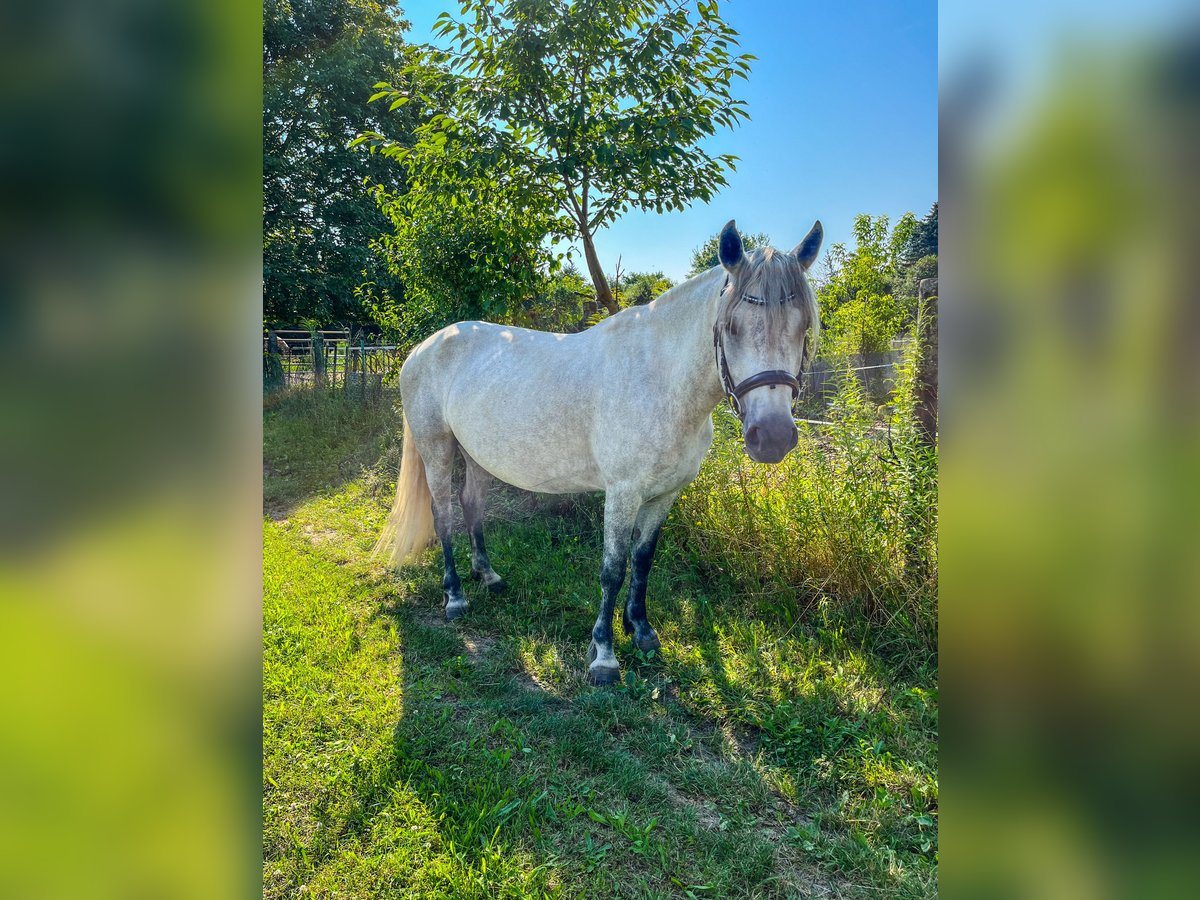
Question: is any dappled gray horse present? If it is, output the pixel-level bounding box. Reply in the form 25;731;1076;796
376;220;822;684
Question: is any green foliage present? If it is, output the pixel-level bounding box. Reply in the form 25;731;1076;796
356;0;753;311
902;202;938;265
366;156;562;340
523;264;595;331
688;230;771;277
896;254;939;307
817;213;920;356
620;271;675;307
263;0;418;325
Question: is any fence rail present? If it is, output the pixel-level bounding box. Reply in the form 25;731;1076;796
264;330;914;413
264;331;409;390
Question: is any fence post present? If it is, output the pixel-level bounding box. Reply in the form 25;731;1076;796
264;330;284;393
915;277;938;447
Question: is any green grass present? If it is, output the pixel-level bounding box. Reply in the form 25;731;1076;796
264;389;938;898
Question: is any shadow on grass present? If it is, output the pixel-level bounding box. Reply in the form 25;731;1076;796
351;513;929;896
346;586;786;897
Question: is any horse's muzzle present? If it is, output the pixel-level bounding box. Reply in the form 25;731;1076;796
743;417;798;464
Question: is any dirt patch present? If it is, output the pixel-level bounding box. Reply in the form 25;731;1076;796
461;633;497;662
663;781;722;830
771;846;844;898
514;669;553;694
262;463;292;523
302;523;338;545
718;720;760;759
408;607;444;629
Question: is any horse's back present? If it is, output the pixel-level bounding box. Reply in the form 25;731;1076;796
402;319;591;397
401;320;606;492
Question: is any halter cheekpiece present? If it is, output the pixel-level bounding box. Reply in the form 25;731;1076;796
713;277;805;421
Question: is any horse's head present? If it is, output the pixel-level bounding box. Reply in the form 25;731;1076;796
715;219;822;463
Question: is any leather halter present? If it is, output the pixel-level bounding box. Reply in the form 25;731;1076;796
713;279;806;421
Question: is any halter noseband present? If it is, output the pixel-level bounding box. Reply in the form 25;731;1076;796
712;280;806;421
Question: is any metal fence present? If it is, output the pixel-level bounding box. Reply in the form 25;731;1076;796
264;330;407;390
803;347;906;403
265;329;911;408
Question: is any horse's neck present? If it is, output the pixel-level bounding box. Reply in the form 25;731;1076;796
642;269;728;422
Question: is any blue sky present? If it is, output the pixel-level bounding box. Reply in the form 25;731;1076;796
399;0;938;282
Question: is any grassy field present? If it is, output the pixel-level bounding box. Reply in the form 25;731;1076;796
263;388;938;898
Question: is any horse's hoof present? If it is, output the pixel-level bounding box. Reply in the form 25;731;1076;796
634;631;662;653
486;578;507;594
586;640;621;686
444;599;469;621
587;665;622;686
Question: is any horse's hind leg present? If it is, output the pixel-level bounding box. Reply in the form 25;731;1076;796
422;435;469;620
460;451;505;593
622;491;678;653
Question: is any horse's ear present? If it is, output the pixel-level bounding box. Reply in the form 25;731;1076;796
719;220;744;271
792;220;823;270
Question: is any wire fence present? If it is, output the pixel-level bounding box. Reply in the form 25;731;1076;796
264;330;409;392
264;329;913;415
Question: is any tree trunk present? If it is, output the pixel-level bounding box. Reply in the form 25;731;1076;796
581;230;618;316
914;277;938;447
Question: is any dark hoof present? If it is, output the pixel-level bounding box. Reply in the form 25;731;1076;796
486;579;507;594
587;665;622;686
634;632;662;653
444;598;469;621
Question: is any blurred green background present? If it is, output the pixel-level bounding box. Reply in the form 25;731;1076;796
941;4;1200;897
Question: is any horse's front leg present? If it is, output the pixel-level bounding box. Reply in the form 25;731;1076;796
622;491;678;653
588;487;640;686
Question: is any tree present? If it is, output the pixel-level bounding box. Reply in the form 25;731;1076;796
897;254;939;306
688;229;771;277
818;213;919;356
366;148;563;340
622;271;675;306
902;201;938;265
357;0;753;315
264;0;419;325
528;264;595;331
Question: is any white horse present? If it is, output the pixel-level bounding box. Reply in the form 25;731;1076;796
376;220;822;685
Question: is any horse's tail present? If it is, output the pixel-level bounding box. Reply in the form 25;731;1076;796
373;410;435;566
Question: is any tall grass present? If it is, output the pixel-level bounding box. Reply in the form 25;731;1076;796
673;341;937;660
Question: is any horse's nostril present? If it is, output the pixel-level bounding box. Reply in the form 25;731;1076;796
745;425;761;446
